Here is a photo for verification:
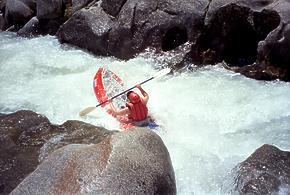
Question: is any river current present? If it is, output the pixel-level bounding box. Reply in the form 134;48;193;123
1;32;290;194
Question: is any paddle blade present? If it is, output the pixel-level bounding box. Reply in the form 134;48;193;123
79;106;96;117
154;68;171;78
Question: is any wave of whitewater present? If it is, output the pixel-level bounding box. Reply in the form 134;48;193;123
1;32;290;194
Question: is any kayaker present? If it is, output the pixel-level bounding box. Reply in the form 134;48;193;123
109;84;150;126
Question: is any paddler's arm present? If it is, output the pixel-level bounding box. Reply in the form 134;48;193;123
109;101;130;116
136;84;149;104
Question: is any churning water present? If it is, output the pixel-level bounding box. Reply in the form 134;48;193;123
1;32;290;194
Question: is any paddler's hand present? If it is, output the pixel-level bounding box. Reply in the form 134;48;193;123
108;100;116;117
136;84;141;89
136;84;148;102
107;99;113;106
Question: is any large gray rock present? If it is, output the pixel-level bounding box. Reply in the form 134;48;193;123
109;0;208;59
255;22;290;81
1;110;175;194
101;0;127;17
17;16;39;37
36;0;64;34
4;0;35;26
36;0;63;20
224;144;290;194
0;110;51;194
61;0;95;20
192;1;280;65
71;0;95;13
11;128;176;194
57;6;114;56
0;110;113;194
196;0;290;81
243;0;290;81
57;0;208;60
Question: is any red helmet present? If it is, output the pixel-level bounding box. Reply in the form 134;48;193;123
127;91;141;103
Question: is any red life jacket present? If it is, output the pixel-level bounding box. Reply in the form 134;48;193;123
126;99;148;121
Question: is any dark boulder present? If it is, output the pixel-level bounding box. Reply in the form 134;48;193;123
226;62;288;81
0;13;5;30
17;16;40;37
58;0;208;60
254;22;290;81
101;0;127;17
0;110;113;194
108;0;207;59
62;0;95;20
237;0;290;82
36;0;64;34
0;110;51;194
224;144;290;194
195;1;281;66
57;6;114;56
38;19;64;35
11;128;176;194
36;0;63;20
1;110;175;194
4;0;35;28
241;0;290;81
193;0;290;81
0;0;6;13
71;0;95;13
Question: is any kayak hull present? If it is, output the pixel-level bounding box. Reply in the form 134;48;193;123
94;67;156;130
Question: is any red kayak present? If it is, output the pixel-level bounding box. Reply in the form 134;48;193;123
93;67;134;129
93;67;159;130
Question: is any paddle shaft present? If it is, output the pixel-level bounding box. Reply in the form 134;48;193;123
95;76;154;108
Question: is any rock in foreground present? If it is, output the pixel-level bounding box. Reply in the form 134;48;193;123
11;128;176;194
0;110;176;194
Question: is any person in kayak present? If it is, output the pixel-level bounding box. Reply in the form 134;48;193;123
109;84;150;126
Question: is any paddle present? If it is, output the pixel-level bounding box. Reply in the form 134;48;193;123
79;68;171;117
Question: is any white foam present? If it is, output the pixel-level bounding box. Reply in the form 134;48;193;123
1;33;290;194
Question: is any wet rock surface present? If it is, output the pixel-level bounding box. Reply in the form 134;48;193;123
2;0;290;81
200;3;280;66
16;16;39;37
100;0;127;17
57;0;208;60
58;0;290;81
202;0;290;81
57;6;114;57
0;110;176;194
4;0;35;28
11;128;176;194
0;110;113;194
69;0;95;14
224;144;290;194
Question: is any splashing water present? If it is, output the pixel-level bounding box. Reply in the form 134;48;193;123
1;32;290;194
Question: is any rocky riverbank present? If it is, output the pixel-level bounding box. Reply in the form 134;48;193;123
1;0;290;81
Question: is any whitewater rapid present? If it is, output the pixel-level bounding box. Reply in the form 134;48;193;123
1;33;290;194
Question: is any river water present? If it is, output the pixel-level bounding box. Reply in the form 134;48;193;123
1;32;290;194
